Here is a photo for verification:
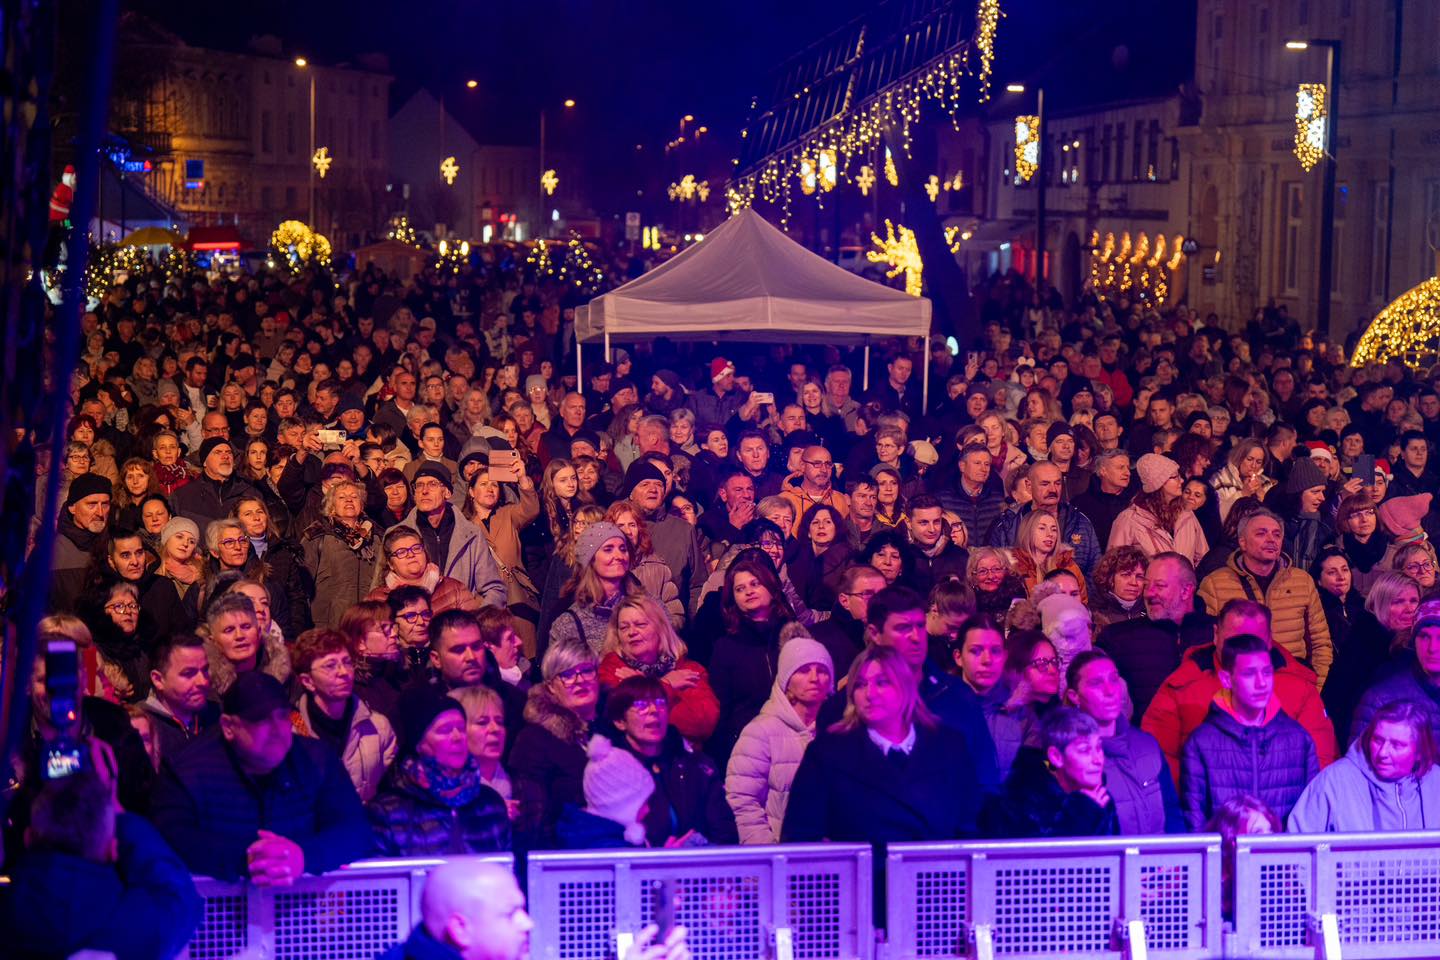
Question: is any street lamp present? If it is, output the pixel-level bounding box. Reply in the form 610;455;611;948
295;57;316;227
1286;38;1342;337
1006;82;1046;290
539;98;575;239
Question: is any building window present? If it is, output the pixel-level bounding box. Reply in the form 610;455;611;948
1114;124;1126;183
1169;137;1181;180
1370;182;1390;301
1131;121;1144;180
1333;182;1347;297
286;113;295;155
285;186;297;210
1423;181;1440;287
261;112;272;153
1100;125;1112;182
262;186;274;210
1146;121;1160;181
1283;182;1303;296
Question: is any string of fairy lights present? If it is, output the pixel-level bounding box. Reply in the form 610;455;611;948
1351;275;1440;369
1293;83;1327;172
270;220;333;274
725;0;1004;227
1086;230;1186;306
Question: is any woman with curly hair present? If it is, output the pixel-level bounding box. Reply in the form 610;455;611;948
1108;454;1208;566
858;528;913;586
1091;546;1148;630
301;480;379;629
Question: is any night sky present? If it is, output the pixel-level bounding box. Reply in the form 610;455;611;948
123;0;1195;208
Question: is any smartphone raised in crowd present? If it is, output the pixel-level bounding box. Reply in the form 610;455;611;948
651;879;680;943
487;448;522;483
1353;453;1376;484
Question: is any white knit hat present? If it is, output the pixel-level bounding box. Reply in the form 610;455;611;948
777;634;835;692
582;735;654;845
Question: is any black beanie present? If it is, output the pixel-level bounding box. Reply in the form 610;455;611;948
198;436;232;463
619;460;666;499
396;686;464;759
65;472;113;507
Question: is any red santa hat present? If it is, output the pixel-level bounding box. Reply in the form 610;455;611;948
710;357;735;382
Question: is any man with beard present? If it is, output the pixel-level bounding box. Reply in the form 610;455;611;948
402;464;506;607
51;473;113;612
172;437;259;530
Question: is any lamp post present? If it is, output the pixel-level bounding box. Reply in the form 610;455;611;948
295;57;316;227
1286;39;1341;337
1007;83;1046;290
538;98;575;239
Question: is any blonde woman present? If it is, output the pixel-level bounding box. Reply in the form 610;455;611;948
451;684;518;816
1012;509;1088;603
301;480;378;628
605;501;683;628
597;593;718;741
1211;440;1273;522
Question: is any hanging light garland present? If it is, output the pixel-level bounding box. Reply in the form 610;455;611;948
726;0;1004;226
435;238;470;273
1013;115;1039;182
867;219;924;297
924;175;941;203
1351;275;1440;369
855;165;877;196
668;175;711;202
1087;230;1185;305
1293;83;1327;172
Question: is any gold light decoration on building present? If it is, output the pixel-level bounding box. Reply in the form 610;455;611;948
725;1;1006;225
855;165;877;196
311;146;333;179
945;171;965;191
884;147;899;187
440;156;460;185
1014;115;1039;182
541;169;559;196
817;149;838;192
944;225;973;252
270;220;332;274
435;238;471;273
924;175;941;203
1087;230;1185;305
1293;83;1327;172
867;219;924;297
1351;275;1440;369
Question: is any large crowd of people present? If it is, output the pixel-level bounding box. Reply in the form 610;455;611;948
7;239;1440;950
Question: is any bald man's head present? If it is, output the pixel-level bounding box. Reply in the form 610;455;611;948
421;861;533;960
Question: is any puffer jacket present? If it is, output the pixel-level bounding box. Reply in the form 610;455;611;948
1097;609;1215;721
707;616;785;765
938;475;1007;548
1179;696;1320;831
292;694;397;802
1287;736;1440;833
1102;717;1184;835
511;681;598;842
302;520;379;629
1142;641;1336;783
621;729;736;846
401;505;506;607
367;758;512;855
1350;653;1440;745
365;569;481;615
631;554;685;628
986;502;1101;576
725;670;822;844
1107;504;1209;568
1197;550;1333;686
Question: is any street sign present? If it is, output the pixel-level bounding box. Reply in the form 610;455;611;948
625;211;641;240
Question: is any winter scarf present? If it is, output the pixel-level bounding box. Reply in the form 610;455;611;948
399;755;487;808
1342;532;1390;574
153;461;192;494
618;652;677;678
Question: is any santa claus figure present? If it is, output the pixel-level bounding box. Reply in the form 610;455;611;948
43;164;77;274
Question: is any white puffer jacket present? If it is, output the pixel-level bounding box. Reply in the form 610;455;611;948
725;637;833;844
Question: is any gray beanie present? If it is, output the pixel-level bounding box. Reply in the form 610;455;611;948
160;517;201;550
575;521;627;570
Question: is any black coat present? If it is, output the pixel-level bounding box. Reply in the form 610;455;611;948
618;729;738;846
149;727;375;880
979;749;1120;839
809;604;867;678
1322;608;1397;745
170;473;261;530
707;616;784;766
367;762;512;856
781;724;983;843
250;537;314;636
1096;608;1215;720
511;683;598;844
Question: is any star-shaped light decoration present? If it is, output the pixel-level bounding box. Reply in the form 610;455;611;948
856;165;876;196
311;147;332;179
440;156;460;185
541;169;559;196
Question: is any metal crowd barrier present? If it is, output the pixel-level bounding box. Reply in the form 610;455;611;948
179;832;1440;960
1234;830;1440;960
185;854;512;960
525;843;873;960
884;836;1224;960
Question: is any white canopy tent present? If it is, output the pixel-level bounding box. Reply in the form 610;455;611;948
575;209;934;406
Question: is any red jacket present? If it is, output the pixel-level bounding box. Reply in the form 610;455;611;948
1095;366;1134;411
1141;641;1336;784
598;652;720;743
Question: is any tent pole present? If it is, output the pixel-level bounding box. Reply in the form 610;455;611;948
576;342;583;395
862;343;870;392
922;342;931;413
604;331;611;363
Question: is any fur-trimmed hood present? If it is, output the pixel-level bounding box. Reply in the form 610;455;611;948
207;621;291;696
522;680;592;745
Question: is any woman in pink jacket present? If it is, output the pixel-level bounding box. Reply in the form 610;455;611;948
1108;454;1208;567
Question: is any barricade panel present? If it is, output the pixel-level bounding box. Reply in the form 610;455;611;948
188;883;250;960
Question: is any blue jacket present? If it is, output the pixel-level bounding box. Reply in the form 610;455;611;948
1288;737;1440;833
0;813;202;960
1350;652;1440;746
150;727;375;880
924;679;1002;792
379;924;464;960
1180;700;1319;831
